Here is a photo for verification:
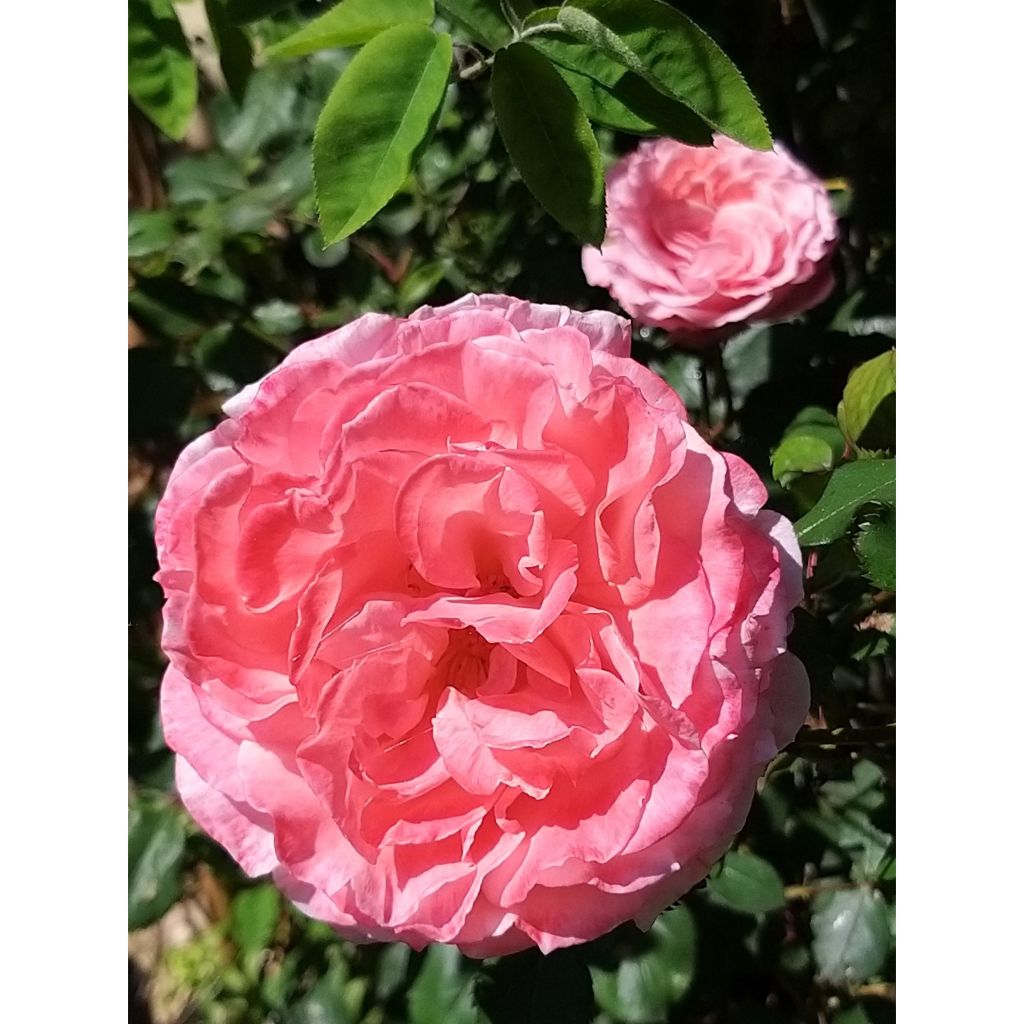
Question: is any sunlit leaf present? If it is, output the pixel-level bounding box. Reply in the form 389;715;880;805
314;24;452;243
838;350;896;452
266;0;435;61
795;459;895;546
772;407;846;486
811;887;890;985
231;885;282;954
128;0;198;140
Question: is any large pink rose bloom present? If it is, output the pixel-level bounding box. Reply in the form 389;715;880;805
583;136;839;345
156;294;808;955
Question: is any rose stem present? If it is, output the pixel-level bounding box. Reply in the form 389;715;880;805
698;355;712;428
710;342;735;429
790;723;896;748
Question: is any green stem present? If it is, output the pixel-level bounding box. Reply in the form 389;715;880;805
698;358;712;427
458;56;494;81
500;0;524;33
709;342;734;428
517;22;564;41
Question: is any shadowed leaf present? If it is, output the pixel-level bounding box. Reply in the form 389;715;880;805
492;43;605;244
558;0;770;148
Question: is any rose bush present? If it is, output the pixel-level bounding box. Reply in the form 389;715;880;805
156;294;809;956
582;136;838;345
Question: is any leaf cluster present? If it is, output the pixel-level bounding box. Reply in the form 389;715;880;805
129;0;772;245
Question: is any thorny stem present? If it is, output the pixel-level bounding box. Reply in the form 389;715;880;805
792;724;896;749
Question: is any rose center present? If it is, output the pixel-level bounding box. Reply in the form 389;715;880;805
433;627;494;695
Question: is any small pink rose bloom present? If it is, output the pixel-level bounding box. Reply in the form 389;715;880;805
156;294;808;956
583;136;839;346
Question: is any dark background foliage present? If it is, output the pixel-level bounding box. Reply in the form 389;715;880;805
129;2;894;1021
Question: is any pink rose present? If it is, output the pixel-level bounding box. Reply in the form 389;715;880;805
156;294;808;956
583;136;839;345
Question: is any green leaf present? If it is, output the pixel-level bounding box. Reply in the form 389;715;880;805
289;960;352;1024
230;885;282;954
771;407;846;486
795;459;896;546
811;888;890;985
303;229;350;268
706;851;786;915
314;24;452;243
206;0;253;104
592;906;696;1023
253;300;305;335
128;801;186;930
375;943;412;1001
128;210;177;259
262;949;301;1009
772;437;839;485
436;1;513;48
128;0;198;141
265;0;435;61
491;43;605;244
810;761;894;882
557;0;770;149
211;62;306;160
855;507;896;591
398;260;449;312
224;0;295;23
821;761;886;814
165;152;248;203
408;945;480;1024
837;350;896;452
528;34;712;142
805;809;893;885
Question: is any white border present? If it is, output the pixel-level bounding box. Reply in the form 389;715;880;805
1;0;124;1017
899;0;1024;1019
